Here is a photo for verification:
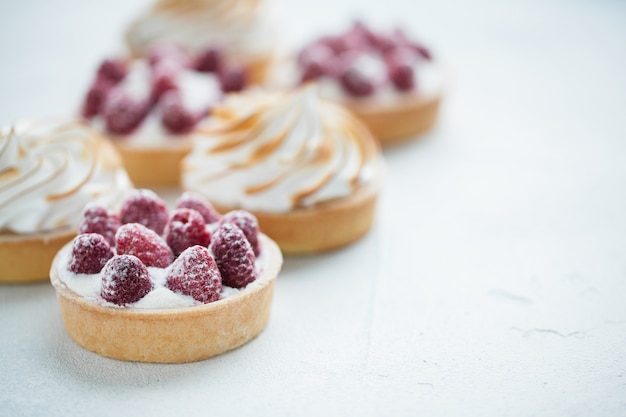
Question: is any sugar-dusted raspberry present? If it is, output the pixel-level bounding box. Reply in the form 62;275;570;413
101;254;153;305
392;28;432;60
96;58;128;84
300;60;326;83
68;233;114;274
102;89;150;135
78;204;121;246
211;223;256;288
317;35;349;55
160;90;202;134
151;61;180;103
166;245;222;303
164;208;211;256
147;44;191;68
340;22;370;52
219;66;246;93
119;189;170;235
386;48;416;91
370;33;396;54
194;46;223;73
350;21;378;47
82;78;113;119
298;43;335;83
115;223;174;268
339;67;375;97
175;192;222;224
219;210;261;256
411;43;432;61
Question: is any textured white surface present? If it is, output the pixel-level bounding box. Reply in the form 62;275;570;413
1;0;626;416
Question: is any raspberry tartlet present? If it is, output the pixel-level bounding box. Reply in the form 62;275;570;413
291;21;443;144
0;119;132;283
50;189;282;363
125;0;276;85
182;85;384;253
81;44;250;186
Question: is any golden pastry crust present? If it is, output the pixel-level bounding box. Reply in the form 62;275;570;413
343;94;441;145
213;159;383;254
50;234;282;363
112;139;192;187
0;228;75;283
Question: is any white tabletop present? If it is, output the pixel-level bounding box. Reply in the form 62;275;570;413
1;0;626;415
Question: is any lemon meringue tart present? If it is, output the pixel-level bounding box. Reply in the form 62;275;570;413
0;119;132;283
125;0;276;85
182;85;383;253
50;189;282;363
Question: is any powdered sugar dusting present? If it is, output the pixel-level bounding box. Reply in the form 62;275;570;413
55;236;268;309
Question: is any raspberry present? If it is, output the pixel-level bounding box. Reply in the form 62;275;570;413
115;223;174;268
392;28;432;60
147;44;191;68
151;61;180;103
82;78;113;119
160;90;202;134
350;21;378;47
341;23;370;52
219;66;246;93
219;210;261;256
300;60;326;83
389;63;414;91
317;35;348;55
102;89;149;135
412;43;432;61
101;255;153;306
194;47;223;73
78;204;121;246
298;42;334;66
166;245;222;303
370;33;396;54
339;67;375;97
96;58;128;84
68;233;114;274
328;50;359;78
298;43;335;83
176;192;222;224
211;223;256;288
164;208;211;256
386;48;416;91
119;189;170;235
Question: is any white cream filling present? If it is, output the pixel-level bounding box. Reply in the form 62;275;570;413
56;241;268;309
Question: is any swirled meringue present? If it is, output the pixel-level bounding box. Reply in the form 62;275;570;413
126;0;275;62
0;119;132;234
182;85;380;213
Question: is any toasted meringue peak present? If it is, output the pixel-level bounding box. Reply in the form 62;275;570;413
0;119;132;234
126;0;274;62
182;85;380;212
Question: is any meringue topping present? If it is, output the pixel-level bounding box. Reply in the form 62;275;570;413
182;85;380;212
126;0;274;62
0;119;132;234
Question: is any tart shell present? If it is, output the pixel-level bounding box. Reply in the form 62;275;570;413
0;228;75;283
50;234;282;363
213;159;383;254
112;139;192;187
344;94;441;145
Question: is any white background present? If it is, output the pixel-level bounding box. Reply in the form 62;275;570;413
1;0;626;415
